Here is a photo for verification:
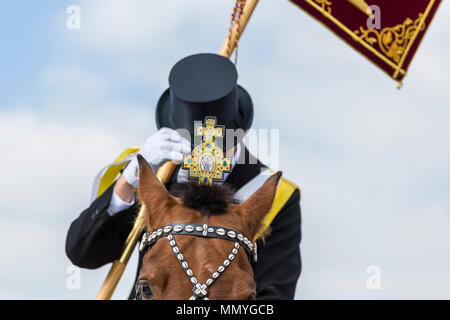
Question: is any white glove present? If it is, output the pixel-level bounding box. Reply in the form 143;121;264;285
122;127;191;188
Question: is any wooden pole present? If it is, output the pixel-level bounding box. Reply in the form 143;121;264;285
219;0;259;57
95;0;259;300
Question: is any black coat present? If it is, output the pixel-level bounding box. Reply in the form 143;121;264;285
65;148;302;299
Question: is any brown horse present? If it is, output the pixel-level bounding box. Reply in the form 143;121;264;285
135;155;281;300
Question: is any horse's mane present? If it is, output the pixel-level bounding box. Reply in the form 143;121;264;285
171;182;239;216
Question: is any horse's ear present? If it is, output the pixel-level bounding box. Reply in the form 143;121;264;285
237;171;282;238
137;155;176;227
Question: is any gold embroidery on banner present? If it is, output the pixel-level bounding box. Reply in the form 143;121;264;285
354;14;426;64
293;0;437;82
300;0;406;78
313;0;332;14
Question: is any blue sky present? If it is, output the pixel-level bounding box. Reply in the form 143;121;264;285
0;1;153;109
1;0;449;299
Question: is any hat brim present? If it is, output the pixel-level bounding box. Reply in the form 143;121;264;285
155;85;253;134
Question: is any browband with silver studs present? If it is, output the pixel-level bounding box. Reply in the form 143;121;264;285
139;223;257;263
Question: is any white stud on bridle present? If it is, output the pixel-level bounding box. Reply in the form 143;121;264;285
138;223;257;300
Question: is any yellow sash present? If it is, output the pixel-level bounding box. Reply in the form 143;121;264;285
96;147;140;198
254;176;299;241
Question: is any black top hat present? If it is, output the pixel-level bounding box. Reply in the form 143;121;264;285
156;53;253;147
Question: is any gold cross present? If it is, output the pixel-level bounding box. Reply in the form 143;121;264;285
183;117;231;185
196;117;224;142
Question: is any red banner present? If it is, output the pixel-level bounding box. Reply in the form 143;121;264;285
289;0;442;83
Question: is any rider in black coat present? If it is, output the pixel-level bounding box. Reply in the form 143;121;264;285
65;53;302;300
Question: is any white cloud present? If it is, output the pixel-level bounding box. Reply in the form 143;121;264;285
0;104;150;299
0;63;154;299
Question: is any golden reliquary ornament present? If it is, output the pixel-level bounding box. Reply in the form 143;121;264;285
183;116;231;185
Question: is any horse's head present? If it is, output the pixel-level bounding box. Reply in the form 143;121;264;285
135;155;281;300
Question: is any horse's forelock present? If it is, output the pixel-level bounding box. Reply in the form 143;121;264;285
171;182;238;216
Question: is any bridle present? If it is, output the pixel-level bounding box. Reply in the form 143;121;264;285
137;223;257;300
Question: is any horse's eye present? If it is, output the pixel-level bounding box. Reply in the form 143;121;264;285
137;281;154;299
